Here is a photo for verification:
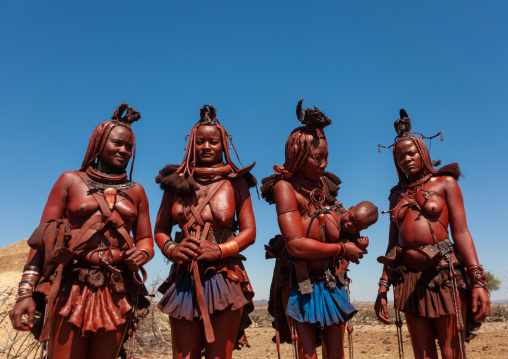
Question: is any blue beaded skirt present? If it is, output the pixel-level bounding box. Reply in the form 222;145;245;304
286;277;357;329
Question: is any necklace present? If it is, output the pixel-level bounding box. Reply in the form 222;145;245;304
87;179;136;190
405;174;432;198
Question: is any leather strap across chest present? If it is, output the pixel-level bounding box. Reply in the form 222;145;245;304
183;179;228;230
74;172;135;250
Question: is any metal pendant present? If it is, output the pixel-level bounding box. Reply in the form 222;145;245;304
104;187;117;210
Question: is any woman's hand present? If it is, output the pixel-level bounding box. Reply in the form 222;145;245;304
197;240;222;261
171;236;200;262
9;297;37;331
124;247;148;272
472;286;491;322
374;290;390;324
343;242;367;264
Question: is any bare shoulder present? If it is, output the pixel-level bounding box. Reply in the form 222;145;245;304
273;180;298;206
56;170;83;188
431;175;459;190
273;179;295;195
129;181;149;200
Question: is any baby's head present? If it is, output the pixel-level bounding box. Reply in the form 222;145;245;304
340;201;379;234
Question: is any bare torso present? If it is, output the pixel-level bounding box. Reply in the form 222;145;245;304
48;170;149;265
282;180;341;271
171;177;237;231
391;176;450;265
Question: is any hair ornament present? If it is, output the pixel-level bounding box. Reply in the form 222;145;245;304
199;104;218;125
296;98;332;137
273;164;293;178
377;108;444;152
111;103;141;129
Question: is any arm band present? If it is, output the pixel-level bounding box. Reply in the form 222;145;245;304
218;240;240;259
136;243;155;262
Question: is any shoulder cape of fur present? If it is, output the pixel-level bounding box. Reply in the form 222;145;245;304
389;162;462;200
155;163;257;195
260;171;342;205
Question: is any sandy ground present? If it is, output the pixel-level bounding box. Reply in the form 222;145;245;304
1;239;507;359
131;305;508;359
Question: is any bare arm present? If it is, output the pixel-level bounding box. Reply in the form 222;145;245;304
274;180;364;261
231;178;256;251
124;184;154;268
443;177;490;321
375;194;400;324
11;171;72;330
154;191;199;262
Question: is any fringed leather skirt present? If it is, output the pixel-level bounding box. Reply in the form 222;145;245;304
56;265;149;336
388;259;481;341
157;255;254;336
391;262;467;318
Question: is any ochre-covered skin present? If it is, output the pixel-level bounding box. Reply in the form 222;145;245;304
374;138;490;359
10;120;153;359
155;122;256;359
272;135;366;359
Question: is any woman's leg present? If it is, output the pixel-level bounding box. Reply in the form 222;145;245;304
50;314;89;359
86;320;129;359
281;284;318;359
321;324;346;359
204;307;243;359
293;321;318;359
170;316;204;359
434;290;468;359
405;313;439;359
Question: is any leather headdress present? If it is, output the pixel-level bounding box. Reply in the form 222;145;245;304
378;109;445;184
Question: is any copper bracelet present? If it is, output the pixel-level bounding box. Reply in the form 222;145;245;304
335;242;346;258
136;243;155;261
162;240;179;261
218;240;240;259
467;264;488;289
17;265;41;302
379;277;390;289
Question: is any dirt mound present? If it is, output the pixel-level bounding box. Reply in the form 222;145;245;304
0;239;29;290
0;239;29;274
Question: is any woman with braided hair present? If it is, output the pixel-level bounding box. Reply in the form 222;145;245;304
261;98;367;359
9;104;154;359
154;104;256;359
374;110;491;359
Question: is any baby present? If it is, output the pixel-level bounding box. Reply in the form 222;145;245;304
339;201;379;249
338;200;379;249
334;201;378;285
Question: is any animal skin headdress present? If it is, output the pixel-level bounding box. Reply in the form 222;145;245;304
80;103;140;180
378;109;451;185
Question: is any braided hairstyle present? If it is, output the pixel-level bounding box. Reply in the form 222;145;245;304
261;98;338;204
388;109;461;199
80;103;140;180
176;104;241;176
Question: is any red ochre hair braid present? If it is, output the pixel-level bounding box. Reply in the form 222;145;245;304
80;121;136;180
176;122;241;176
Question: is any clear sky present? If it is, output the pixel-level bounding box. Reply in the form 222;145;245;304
1;1;507;302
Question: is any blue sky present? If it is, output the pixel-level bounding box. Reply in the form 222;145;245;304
1;1;507;302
